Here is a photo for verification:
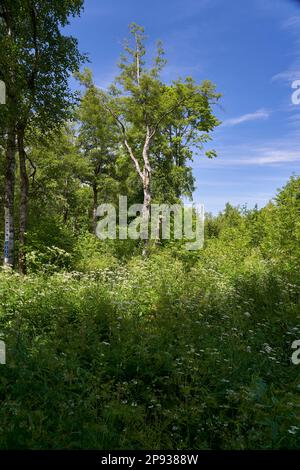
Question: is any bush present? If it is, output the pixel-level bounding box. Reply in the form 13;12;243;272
0;247;299;449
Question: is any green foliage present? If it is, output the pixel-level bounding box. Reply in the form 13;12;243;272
258;176;300;280
0;0;85;134
104;24;221;203
0;177;300;449
72;232;119;272
0;12;299;452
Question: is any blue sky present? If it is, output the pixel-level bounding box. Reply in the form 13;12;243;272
66;0;300;214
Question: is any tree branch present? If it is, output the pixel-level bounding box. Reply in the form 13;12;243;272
100;97;144;180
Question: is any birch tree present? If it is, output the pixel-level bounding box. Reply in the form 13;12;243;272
104;24;221;254
0;0;85;272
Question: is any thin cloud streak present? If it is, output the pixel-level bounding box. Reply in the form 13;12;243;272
221;109;270;127
194;140;300;168
228;150;300;165
272;69;300;82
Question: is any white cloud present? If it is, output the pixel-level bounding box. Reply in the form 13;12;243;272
234;149;300;165
282;16;300;29
222;109;270;127
194;138;300;168
214;144;300;166
272;70;300;82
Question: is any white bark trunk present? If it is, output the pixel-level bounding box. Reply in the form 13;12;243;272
4;130;16;268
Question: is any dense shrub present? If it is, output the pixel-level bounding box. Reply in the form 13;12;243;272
0;249;299;449
0;177;299;449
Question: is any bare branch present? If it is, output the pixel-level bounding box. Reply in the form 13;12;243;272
26;152;36;184
100;96;144;180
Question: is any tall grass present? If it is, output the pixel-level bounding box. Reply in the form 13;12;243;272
0;248;299;449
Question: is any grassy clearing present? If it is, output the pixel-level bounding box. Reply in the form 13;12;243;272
0;248;299;449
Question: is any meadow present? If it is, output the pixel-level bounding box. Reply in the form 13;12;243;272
0;177;299;449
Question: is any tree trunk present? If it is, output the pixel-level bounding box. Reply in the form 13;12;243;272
141;128;152;256
92;182;98;233
3;129;16;269
142;168;151;256
18;128;29;275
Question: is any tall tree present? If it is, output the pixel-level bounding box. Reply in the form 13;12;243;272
0;0;85;272
0;1;18;268
103;24;221;254
76;68;119;232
